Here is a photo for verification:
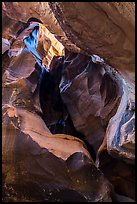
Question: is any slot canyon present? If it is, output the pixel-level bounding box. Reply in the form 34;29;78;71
2;2;135;202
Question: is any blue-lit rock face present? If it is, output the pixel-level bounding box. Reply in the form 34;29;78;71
2;17;113;203
58;50;135;200
24;25;41;66
2;2;135;202
59;50;135;163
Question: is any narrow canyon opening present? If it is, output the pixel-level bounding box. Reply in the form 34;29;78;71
2;2;135;202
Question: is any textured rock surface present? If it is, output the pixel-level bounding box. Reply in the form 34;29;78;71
98;150;135;199
2;38;10;54
59;50;135;161
2;2;135;202
39;51;135;199
49;2;135;73
2;11;26;45
2;2;80;53
58;51;135;200
37;24;65;67
106;81;135;163
2;17;113;202
3;2;135;72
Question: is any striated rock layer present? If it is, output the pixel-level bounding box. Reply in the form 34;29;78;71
2;2;135;202
59;50;135;163
2;17;113;202
2;2;135;72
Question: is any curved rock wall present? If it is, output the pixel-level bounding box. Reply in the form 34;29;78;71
2;16;113;202
2;2;80;53
2;2;135;73
58;49;135;164
49;2;135;73
2;2;135;202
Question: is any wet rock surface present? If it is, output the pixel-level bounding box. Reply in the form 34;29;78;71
2;2;135;202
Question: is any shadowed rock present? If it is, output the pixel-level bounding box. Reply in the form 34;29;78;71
2;2;135;202
2;16;113;202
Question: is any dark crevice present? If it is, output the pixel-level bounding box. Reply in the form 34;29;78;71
39;56;96;161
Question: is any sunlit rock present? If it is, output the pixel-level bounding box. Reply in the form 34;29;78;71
2;2;135;202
